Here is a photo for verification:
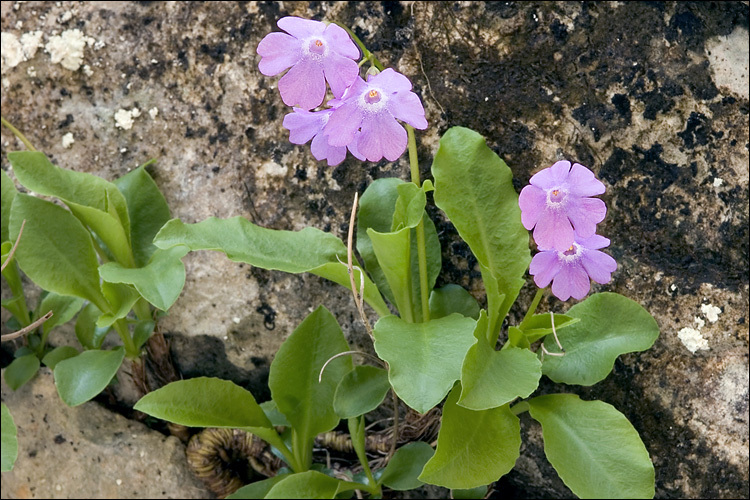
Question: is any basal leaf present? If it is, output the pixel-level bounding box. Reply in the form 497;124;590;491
519;312;579;343
36;292;85;336
154;217;389;316
75;303;110;349
41;346;80;369
97;281;140;327
264;470;342;499
528;394;655;499
334;365;390;419
227;475;290;499
54;348;125;406
99;245;189;311
541;293;660;385
134;377;273;429
379;441;435;491
419;384;521;489
4;354;40;390
429;284;481;320
1;169;18;243
373;314;477;413
1;403;18;472
431;127;530;341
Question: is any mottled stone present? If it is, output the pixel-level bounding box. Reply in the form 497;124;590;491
1;2;748;499
0;368;210;499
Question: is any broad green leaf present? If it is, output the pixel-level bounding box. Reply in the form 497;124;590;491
134;377;273;429
357;177;404;305
36;292;84;335
431;127;530;341
367;212;440;323
132;319;155;351
373;314;477;413
528;394;655;499
519;312;579;343
114;165;171;267
99;245;188;311
334;365;390;419
1;403;18;472
154;217;389;316
459;312;542;410
8;151;134;266
41;346;79;369
97;282;140;327
452;486;490;499
269;306;352;461
429;284;480;320
541;293;660;386
1;169;18;243
507;326;530;349
264;470;342;499
260;400;291;427
227;475;290;499
379;441;435;490
4;354;40;390
54;347;125;406
9;194;109;312
1;241;30;325
75;303;110;349
419;385;521;489
392;182;427;231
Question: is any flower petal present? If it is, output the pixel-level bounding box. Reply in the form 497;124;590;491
530;160;570;189
323;23;360;59
368;68;413;93
519;185;547;230
581;249;617;284
282;109;325;145
533;209;574;252
323;52;359;98
347;131;366;161
278;57;326;110
257;32;301;76
358;111;407;162
530;250;562;289
277;16;325;38
567;197;606;238
388;91;428;129
552;263;591;301
311;132;347;166
567;163;605;196
324;100;363;147
578;234;610;250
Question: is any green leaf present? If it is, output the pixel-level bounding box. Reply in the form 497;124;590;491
260;400;291;427
1;403;18;472
541;293;660;386
431;127;530;340
528;394;655;499
1;169;18;243
264;470;342;499
9;194;109;311
134;377;273;428
41;346;80;369
459;312;542;410
519;312;579;343
392;182;427;230
114;164;171;267
8;151;134;266
4;353;40;390
75;303;110;349
54;348;125;406
132;319;155;351
373;314;477;413
154;217;389;316
334;365;390;419
36;292;85;335
99;245;188;311
429;284;480;320
452;486;489;499
97;281;140;327
419;385;521;489
507;326;530;349
227;475;290;499
379;441;435;490
269;306;352;462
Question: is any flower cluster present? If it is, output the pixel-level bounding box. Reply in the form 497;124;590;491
258;17;427;165
519;161;616;301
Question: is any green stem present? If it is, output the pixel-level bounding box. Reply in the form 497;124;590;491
521;287;546;327
407;125;430;323
259;429;302;473
1;259;32;327
132;298;152;322
348;417;381;496
1;116;37;151
510;400;530;416
112;318;139;359
335;23;385;71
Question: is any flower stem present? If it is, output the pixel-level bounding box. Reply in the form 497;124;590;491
521;287;546;327
1;116;37;151
407;125;431;323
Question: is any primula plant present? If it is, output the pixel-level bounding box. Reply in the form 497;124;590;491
134;16;660;499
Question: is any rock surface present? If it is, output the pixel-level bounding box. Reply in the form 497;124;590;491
1;2;748;499
0;368;210;499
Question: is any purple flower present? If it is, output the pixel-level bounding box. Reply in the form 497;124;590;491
257;17;360;110
323;68;428;162
283;108;348;166
519;161;607;252
529;234;617;301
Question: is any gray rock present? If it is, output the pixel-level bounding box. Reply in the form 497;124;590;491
1;2;748;498
0;368;210;499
